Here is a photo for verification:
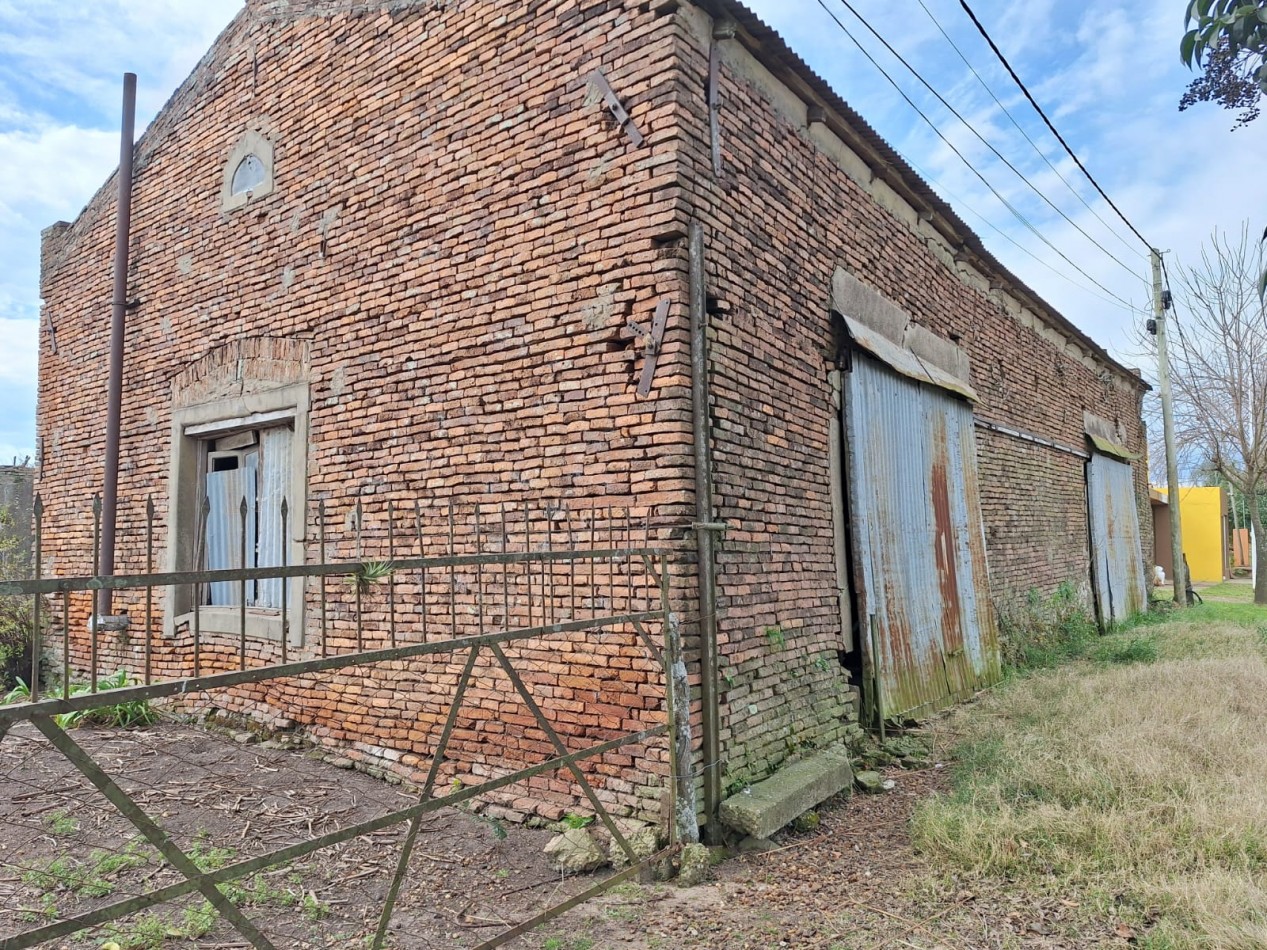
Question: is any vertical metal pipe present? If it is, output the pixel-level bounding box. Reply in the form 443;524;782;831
99;73;137;620
545;510;554;626
689;219;722;839
475;503;484;638
448;500;457;636
523;505;533;628
355;499;364;653
567;512;576;620
193;497;208;679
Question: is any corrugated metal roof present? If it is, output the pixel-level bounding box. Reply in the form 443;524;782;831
698;0;1147;391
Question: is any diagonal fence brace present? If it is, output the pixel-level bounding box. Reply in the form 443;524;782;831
489;644;638;865
31;716;279;950
5;724;668;950
372;644;482;950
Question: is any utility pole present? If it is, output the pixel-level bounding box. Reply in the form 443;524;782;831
1152;248;1187;605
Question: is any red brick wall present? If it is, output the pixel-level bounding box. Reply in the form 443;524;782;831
35;0;1154;821
36;0;697;823
670;3;1150;789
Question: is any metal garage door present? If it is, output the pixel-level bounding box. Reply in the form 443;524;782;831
843;354;1001;722
1087;453;1147;627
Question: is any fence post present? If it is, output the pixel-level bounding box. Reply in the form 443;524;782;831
662;560;699;846
30;495;42;701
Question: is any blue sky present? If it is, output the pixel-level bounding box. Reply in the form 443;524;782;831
0;0;1263;465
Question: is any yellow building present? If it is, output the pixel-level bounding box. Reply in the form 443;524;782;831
1156;486;1229;583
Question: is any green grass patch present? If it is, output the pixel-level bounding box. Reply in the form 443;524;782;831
913;609;1267;946
1197;580;1256;602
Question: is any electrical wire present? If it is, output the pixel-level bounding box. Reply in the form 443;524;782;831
823;0;1142;279
810;0;1141;311
954;0;1153;251
914;0;1144;260
907;156;1140;312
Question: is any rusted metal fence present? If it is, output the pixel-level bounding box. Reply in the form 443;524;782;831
0;495;694;949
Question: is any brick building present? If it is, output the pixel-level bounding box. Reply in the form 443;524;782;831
36;0;1149;830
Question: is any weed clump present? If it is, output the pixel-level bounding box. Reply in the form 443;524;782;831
995;582;1098;671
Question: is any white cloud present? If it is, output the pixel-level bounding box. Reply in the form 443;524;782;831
0;318;37;385
741;0;1267;379
0;0;242;458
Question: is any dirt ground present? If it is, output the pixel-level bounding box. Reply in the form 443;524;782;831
546;766;1134;950
0;718;1143;950
0;719;610;949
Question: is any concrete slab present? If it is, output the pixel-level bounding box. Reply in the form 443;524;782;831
718;745;854;840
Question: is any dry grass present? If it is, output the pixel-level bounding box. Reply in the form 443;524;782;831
913;601;1267;949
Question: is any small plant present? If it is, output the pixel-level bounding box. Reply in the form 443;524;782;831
562;813;594;830
995;581;1098;671
301;891;330;921
93;840;151;875
188;832;235;873
1093;636;1158;666
56;670;157;729
2;675;30;705
179;900;218;939
22;855;112;898
45;810;78;836
764;625;787;650
19;892;57;923
105;911;171;950
446;778;507;839
351;560;396;594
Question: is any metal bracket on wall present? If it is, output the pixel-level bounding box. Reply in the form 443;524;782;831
708;21;737;178
629;297;672;397
44;310;58;354
588;71;644;147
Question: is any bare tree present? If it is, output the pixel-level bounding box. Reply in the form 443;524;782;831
1166;225;1267;604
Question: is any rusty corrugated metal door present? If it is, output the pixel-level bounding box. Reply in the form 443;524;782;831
843;354;1000;721
1087;453;1147;627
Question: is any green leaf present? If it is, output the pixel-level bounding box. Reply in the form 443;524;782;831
1182;29;1199;64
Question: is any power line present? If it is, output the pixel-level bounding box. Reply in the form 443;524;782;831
809;0;1141;311
824;0;1141;280
908;156;1140;313
954;0;1153;250
914;0;1144;261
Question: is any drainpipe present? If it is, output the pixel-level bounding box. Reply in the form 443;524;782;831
98;73;137;620
689;220;722;840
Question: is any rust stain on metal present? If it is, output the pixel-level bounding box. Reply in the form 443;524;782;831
843;354;1001;723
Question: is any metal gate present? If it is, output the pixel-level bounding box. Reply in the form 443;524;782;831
842;354;1000;723
0;496;693;950
1087;453;1147;627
